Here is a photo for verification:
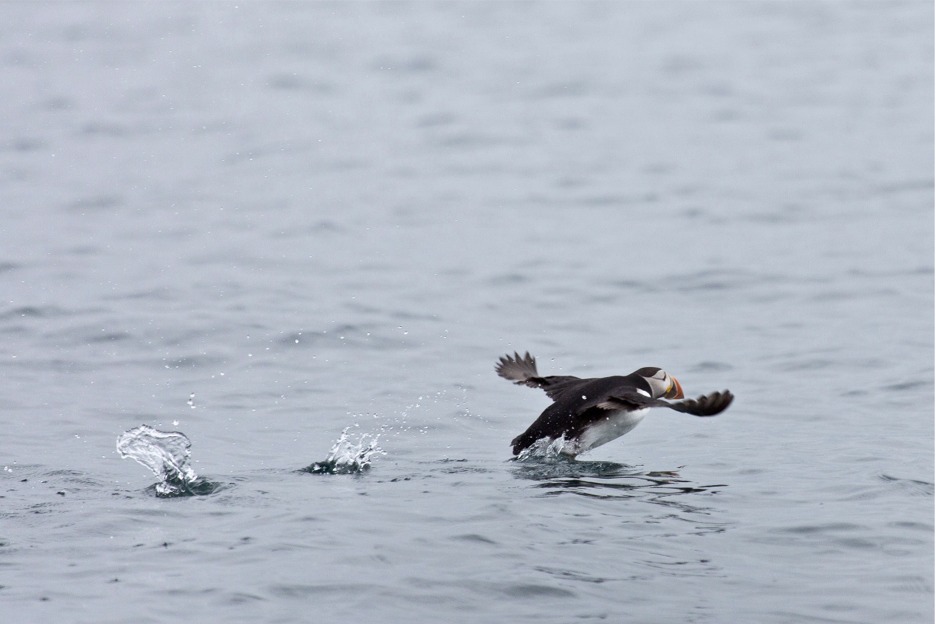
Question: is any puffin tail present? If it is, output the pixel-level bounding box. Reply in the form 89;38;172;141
496;352;542;385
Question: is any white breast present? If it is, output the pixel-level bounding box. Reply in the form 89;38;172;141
561;408;648;456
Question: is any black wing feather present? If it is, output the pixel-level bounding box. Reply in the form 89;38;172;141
606;390;734;417
495;352;582;400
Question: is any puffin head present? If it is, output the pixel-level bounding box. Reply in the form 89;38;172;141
635;367;685;400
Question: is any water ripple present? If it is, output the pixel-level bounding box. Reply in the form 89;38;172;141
878;473;934;497
511;458;726;504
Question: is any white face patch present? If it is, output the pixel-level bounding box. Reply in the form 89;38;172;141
643;370;672;399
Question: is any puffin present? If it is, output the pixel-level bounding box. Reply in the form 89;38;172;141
496;351;733;457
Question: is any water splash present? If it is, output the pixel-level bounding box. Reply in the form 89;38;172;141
514;436;573;462
116;425;218;496
302;427;384;475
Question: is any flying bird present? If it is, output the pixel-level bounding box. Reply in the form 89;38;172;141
496;351;733;457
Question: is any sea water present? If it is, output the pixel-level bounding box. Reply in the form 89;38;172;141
1;2;932;623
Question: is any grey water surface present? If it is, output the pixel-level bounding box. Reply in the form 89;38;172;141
1;2;933;623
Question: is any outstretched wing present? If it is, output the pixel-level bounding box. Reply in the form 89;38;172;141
495;351;582;400
600;390;734;417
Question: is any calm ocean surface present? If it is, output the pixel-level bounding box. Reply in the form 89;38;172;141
1;2;933;623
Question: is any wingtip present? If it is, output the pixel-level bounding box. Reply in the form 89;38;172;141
674;388;734;417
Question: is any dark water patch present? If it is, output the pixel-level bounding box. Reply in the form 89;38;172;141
438;464;493;476
671;268;789;293
770;356;837;373
769;523;883;552
42;469;98;484
5;137;46;152
86;330;133;343
66;194;122;212
62;244;101;257
433;131;525;149
386;308;442;323
840;388;869;398
487;272;532;286
887;520;933;532
39;317;144;348
0;305;66;320
102;287;176;302
534;566;608;584
416;111;457;128
499;583;577;599
870;178;934;197
452;533;498;546
605;278;658;293
606;268;796;299
878;473;934;497
690;360;734;373
160;354;227;370
530;79;591;99
2;357;86;374
226;591;266;604
881;379;931;393
269;582;373;598
810;287;897;302
265;72;336;93
141;478;224;498
80;121;129;137
640;556;720;577
555;115;586;130
577;192;646;207
40;95;73;112
291;219;347;235
844;266;936;285
369;53;438;74
779;522;864;535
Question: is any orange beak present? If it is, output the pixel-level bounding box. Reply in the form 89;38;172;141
665;376;685;400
